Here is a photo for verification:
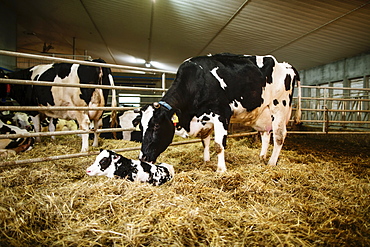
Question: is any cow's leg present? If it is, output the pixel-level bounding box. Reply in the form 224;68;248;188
202;134;211;162
30;115;41;142
92;118;102;147
259;131;271;163
75;113;90;152
213;116;228;172
49;118;57;140
122;131;131;141
268;110;287;166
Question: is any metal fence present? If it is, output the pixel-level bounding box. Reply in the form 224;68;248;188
0;50;369;166
296;85;370;132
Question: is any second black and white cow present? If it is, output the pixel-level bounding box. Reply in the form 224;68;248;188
98;110;188;141
86;149;174;186
0;111;33;131
6;59;117;152
139;53;300;172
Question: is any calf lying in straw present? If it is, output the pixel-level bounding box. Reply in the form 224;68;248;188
0;119;35;157
86;149;174;186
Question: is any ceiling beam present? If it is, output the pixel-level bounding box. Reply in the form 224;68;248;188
79;0;117;63
196;0;251;56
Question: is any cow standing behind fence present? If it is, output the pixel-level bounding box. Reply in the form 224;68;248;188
5;59;117;152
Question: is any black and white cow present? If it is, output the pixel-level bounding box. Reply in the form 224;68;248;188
138;53;300;172
0;119;34;156
86;149;174;186
0;111;33;131
5;59;117;152
98;110;188;141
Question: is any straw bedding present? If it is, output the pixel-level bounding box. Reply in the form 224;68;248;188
0;133;369;246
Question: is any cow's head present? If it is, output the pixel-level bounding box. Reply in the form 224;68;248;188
139;101;179;163
86;149;117;178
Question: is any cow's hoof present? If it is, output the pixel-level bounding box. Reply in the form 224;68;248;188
259;156;268;165
216;167;226;173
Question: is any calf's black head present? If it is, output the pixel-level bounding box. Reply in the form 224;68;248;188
140;102;177;163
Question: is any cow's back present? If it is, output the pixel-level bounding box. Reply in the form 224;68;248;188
163;54;267;130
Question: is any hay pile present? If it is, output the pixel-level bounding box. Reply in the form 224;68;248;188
0;134;369;246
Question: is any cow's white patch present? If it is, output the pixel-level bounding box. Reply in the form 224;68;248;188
174;128;189;138
133;160;150;182
189;114;213;137
119;110;140;140
30;64;54;80
229;100;246;115
108;74;117;108
141;106;154;137
210;67;227;89
256;56;264;68
139;106;155;159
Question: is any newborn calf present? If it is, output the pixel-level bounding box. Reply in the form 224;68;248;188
86;149;174;186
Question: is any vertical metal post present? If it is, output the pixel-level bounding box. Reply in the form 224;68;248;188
322;88;328;132
72;37;76;60
323;106;329;133
363;76;369;128
161;73;166;96
295;80;302;124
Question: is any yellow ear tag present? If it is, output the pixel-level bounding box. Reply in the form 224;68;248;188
6;120;12;125
172;113;179;126
135;124;141;131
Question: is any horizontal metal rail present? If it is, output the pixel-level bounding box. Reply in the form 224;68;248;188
298;120;370;124
0;132;258;167
300;108;370;113
0;78;167;92
0;127;135;139
0;50;176;74
288;131;370;134
300;85;370;91
0;106;136;111
301;97;370;102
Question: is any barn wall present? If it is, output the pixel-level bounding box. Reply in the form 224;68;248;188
299;53;370;86
0;2;17;71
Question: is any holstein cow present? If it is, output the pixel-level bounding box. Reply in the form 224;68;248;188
0;111;33;131
93;111;141;141
98;110;188;141
0;119;35;157
139;53;300;172
86;149;174;186
6;59;117;152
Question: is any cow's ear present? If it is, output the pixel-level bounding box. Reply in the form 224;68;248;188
171;108;181;127
174;108;181;118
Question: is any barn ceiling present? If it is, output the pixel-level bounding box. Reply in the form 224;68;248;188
2;0;370;72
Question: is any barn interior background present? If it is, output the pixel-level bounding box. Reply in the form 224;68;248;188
0;0;369;246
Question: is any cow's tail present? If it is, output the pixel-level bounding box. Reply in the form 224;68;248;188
294;80;302;125
108;74;118;139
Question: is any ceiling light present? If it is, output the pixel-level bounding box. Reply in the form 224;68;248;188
145;62;151;68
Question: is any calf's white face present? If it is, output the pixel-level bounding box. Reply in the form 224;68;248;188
86;150;117;178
